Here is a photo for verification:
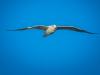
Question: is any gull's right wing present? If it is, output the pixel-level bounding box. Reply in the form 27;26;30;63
7;25;48;31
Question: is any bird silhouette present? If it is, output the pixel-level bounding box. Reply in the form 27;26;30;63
8;24;95;37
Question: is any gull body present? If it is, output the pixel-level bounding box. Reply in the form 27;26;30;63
44;25;57;36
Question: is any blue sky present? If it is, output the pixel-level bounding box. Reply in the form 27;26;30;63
0;0;100;75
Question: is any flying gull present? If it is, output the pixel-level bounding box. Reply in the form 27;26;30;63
8;24;95;37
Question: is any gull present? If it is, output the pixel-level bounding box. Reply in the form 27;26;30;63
8;24;95;37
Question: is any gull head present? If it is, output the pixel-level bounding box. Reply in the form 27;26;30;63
51;24;56;28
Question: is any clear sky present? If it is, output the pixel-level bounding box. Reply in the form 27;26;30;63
1;0;100;75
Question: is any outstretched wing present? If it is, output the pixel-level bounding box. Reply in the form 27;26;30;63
8;25;48;31
57;26;95;34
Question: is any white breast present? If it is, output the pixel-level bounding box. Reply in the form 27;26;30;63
46;26;56;34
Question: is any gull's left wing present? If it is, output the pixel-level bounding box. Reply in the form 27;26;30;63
57;26;95;34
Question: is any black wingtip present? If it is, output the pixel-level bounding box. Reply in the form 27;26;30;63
80;30;96;34
86;32;95;34
84;31;96;34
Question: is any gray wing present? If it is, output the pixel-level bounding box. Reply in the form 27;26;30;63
8;25;48;31
57;26;94;34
